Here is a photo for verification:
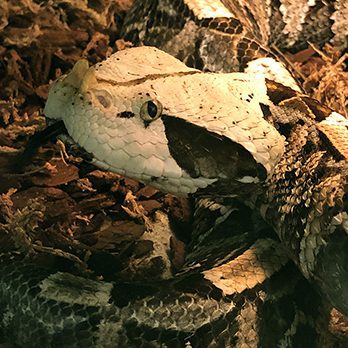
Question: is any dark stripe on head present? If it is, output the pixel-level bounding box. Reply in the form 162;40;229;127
162;115;267;189
117;111;135;118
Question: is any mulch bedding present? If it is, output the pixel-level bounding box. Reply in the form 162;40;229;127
0;0;347;344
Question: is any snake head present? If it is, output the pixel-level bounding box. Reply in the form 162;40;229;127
44;47;284;196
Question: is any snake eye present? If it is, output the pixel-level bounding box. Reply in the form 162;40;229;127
140;99;163;122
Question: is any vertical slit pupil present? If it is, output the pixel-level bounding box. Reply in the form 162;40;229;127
147;101;158;118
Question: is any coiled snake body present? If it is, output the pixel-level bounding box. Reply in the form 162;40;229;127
0;0;347;347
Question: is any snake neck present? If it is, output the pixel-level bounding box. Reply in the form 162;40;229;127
260;125;347;268
252;86;348;313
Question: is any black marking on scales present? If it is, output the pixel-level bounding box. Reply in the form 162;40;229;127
162;115;267;191
117;111;135;118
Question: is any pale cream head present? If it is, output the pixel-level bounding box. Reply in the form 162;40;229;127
44;47;284;195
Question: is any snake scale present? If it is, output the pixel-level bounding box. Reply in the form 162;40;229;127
1;0;347;347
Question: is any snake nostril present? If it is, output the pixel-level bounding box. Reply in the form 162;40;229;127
94;90;113;109
97;95;111;108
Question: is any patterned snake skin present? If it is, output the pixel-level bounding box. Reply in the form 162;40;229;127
122;0;347;72
0;0;347;347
